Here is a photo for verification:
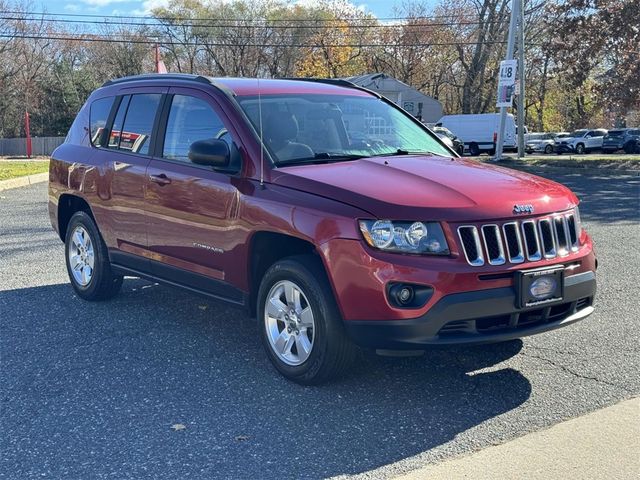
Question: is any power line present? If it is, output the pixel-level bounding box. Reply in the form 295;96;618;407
0;14;501;29
0;33;511;48
0;9;497;24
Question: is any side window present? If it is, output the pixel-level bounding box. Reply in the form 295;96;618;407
118;94;162;155
90;97;114;147
108;95;130;150
163;94;233;162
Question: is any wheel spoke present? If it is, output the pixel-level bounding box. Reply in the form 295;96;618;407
283;335;295;356
72;230;83;248
284;282;301;310
81;266;92;285
295;335;312;363
69;254;82;270
299;307;313;327
274;330;289;354
266;297;286;319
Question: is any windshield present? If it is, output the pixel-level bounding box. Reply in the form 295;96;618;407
570;129;588;137
237;93;451;165
607;130;624;137
527;133;544;141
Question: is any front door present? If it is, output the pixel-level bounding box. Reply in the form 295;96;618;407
144;88;244;302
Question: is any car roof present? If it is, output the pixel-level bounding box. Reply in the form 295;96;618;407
102;73;372;97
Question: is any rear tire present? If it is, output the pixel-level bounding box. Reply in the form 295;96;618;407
469;143;480;156
544;144;553;154
257;255;356;385
65;211;123;301
575;143;585;154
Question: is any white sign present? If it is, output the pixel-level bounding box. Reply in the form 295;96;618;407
496;59;518;107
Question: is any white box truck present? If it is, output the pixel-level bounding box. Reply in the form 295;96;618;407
437;113;517;156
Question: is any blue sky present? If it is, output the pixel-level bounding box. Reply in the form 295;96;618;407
37;0;414;19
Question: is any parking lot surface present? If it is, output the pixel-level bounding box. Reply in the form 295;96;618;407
1;170;638;479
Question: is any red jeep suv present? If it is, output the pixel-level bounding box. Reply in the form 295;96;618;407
49;74;597;384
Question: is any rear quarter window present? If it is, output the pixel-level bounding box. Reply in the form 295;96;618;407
90;97;114;147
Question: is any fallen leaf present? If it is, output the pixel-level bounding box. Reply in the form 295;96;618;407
171;423;187;431
198;305;208;310
234;435;250;442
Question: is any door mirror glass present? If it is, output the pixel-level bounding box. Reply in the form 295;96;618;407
188;139;230;167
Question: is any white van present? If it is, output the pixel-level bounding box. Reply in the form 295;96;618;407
437;113;517;156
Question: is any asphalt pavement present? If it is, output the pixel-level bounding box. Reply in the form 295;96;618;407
1;169;638;479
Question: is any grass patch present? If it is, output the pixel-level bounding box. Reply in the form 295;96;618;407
0;161;49;181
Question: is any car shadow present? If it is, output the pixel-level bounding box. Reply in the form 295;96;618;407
1;279;530;479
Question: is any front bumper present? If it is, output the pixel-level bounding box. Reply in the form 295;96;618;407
343;271;596;348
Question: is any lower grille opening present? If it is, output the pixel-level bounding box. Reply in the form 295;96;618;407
476;315;511;332
576;296;592;310
437;297;593;338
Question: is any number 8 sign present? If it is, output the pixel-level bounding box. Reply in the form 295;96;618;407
497;59;518;107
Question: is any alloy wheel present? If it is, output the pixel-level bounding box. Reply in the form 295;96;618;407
67;225;95;286
264;280;315;366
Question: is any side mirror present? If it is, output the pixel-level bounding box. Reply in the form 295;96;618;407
188;139;230;168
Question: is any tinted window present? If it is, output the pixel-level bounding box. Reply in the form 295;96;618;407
163;95;231;162
117;94;162;155
90;97;114;147
108;95;130;150
628;129;640;136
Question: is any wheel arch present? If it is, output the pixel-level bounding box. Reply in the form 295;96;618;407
247;231;327;315
57;193;96;242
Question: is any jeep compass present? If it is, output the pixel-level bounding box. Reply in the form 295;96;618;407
49;74;597;384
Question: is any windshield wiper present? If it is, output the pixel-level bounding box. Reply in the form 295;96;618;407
277;153;367;166
371;149;450;158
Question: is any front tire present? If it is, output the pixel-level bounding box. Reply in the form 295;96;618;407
575;143;585;154
257;255;355;385
544;144;553;154
65;211;123;301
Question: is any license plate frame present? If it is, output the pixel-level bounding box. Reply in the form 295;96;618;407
516;265;564;309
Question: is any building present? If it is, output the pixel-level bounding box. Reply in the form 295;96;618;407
342;73;443;123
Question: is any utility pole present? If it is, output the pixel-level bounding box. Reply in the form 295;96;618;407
517;0;526;159
494;0;520;161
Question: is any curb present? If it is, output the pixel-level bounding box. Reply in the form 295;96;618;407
0;172;49;192
393;397;640;480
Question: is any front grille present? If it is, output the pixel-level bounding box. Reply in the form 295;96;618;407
457;211;580;266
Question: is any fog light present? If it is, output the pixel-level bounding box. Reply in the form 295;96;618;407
397;286;414;305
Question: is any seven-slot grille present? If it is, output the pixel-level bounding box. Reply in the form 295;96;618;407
457;211;580;266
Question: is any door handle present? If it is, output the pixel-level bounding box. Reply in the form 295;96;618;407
149;173;171;186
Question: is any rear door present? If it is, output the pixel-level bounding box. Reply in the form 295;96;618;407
92;88;165;269
144;87;245;302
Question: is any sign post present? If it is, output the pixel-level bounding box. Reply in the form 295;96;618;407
493;0;520;162
25;110;32;159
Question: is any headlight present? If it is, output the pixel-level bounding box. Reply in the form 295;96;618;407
359;219;450;255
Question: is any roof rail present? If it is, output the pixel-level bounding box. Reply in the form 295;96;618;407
281;77;382;98
102;73;212;87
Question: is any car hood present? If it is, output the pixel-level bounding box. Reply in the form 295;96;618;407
271;155;578;221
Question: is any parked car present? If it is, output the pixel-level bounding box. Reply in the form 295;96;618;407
432;126;464;155
525;132;556;154
437;113;517;156
49;74;597;384
602;128;640;154
554;129;608;154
